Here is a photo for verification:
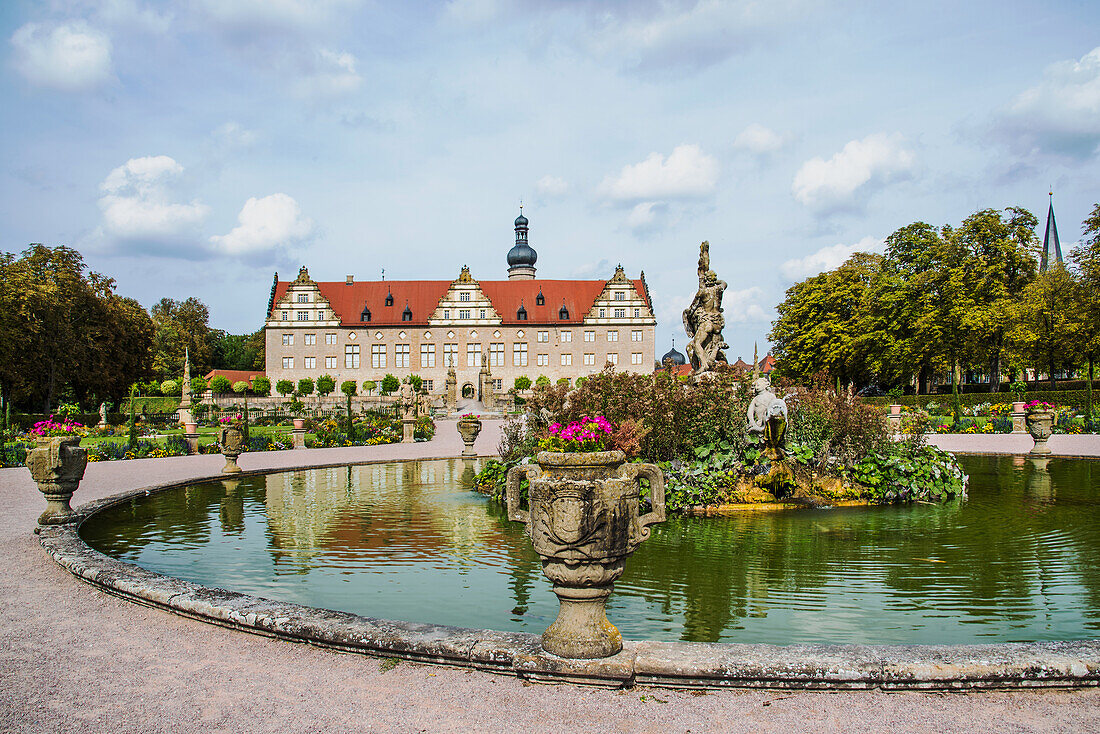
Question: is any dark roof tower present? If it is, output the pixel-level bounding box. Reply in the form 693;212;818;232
662;338;686;367
507;204;537;280
1041;192;1064;273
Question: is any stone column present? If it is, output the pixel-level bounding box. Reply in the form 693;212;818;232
291;427;307;449
184;430;200;455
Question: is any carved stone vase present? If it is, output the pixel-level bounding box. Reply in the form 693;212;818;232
506;451;665;659
457;417;481;456
26;436;88;525
1026;410;1054;455
219;424;246;473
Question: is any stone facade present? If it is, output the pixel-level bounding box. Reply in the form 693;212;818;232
264;218;657;399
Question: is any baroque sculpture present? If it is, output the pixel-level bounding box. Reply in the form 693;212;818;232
682;241;728;373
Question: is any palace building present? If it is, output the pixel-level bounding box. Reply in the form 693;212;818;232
264;210;657;399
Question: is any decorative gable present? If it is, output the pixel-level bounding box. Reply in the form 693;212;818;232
583;265;655;324
266;266;341;327
427;266;502;326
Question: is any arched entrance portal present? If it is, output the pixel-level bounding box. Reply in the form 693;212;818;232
461;382;475;399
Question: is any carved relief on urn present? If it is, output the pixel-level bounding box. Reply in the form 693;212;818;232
219;423;246;473
26;436;88;525
506;450;665;659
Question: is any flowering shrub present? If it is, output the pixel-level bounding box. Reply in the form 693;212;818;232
1026;400;1055;413
460;413;480;420
539;416;613;453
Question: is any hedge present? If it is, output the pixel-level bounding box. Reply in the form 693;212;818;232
863;389;1099;411
121;397;183;414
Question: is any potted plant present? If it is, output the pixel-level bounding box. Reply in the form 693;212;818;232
1024;400;1055;455
503;416;666;659
887;387;903;416
1010;380;1027;413
288;396;306;430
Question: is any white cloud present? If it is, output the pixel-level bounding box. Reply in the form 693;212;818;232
200;0;359;31
535;175;568;197
599;144;718;202
98;156;209;241
293;48;363;98
10;21;113;91
733;123;787;154
626;201;660;230
792;133;914;212
96;0;173;33
210;193;314;256
994;46;1100;159
212;121;257;148
780;237;883;281
723;286;769;323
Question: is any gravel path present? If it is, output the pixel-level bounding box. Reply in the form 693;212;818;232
2;426;1098;733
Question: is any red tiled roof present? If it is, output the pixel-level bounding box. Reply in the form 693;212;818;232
759;355;777;374
272;277;651;327
204;370;265;385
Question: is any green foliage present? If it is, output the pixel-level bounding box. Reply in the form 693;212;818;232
190;376;208;396
251;376;271;396
232;380;249;394
210;375;232;394
362;380;377;394
276;379;294;397
513;375;532;391
848;443;967;503
535;375;551;388
297;377;314;397
159;379;180;396
340;380;357;396
380;374;399;395
151;297;213;378
407;374;423;391
127;383;138;448
316;374;336;396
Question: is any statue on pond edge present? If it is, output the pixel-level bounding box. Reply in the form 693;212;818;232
682;241;728;373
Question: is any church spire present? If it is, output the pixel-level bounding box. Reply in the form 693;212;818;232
1041;191;1063;272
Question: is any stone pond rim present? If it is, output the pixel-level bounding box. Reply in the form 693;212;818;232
35;459;1100;691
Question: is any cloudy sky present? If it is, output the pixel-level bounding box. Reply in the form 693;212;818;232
2;1;1098;361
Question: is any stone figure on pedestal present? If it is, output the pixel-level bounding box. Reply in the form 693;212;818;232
177;348;194;426
682;241;728;373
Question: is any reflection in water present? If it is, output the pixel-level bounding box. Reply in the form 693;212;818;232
81;456;1100;645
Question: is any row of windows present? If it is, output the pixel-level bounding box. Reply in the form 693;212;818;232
281;330;645;346
282;347;644;370
281;310;328;321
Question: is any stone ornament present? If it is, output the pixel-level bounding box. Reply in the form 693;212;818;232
27;436;88;525
682;241;728;373
457;415;481;456
220;424;246;473
506;451;666;659
1026;410;1054;455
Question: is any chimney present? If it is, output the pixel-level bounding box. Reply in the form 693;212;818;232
345;275;354;285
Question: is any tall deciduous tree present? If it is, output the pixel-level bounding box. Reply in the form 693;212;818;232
1071;203;1100;422
151;297;213;378
1008;265;1081;387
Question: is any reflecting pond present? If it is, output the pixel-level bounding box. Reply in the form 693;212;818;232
80;455;1100;645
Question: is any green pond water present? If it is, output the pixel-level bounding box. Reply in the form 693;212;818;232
80;455;1100;645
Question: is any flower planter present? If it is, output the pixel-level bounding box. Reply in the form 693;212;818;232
1012;401;1026;413
184;422;198;434
26;436;88;525
292;418;305;430
505;451;665;659
1025;410;1054;455
457;417;481;456
219;424;246;473
889;404;902;416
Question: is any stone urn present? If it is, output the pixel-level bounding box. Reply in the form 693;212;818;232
889;404;903;416
505;451;666;659
1025;410;1054;455
457;416;481;457
1012;401;1026;413
26;436;88;525
184;421;198;434
292;418;305;430
219;424;246;473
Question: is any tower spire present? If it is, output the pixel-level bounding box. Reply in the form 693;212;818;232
507;205;537;280
1041;191;1063;272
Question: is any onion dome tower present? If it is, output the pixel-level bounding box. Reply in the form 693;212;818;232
507;205;537;280
662;338;686;368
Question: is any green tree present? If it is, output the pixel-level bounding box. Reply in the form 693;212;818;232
407;374;423;392
316;374;336;396
535;375;550;387
251;376;271;396
297;377;315;397
160;379;180;396
380;374;399;395
340;380;357;396
1008;264;1081;387
210;375;232;394
211;330;264;371
232;381;250;394
514;376;532;390
276;379;294;397
362;380;377;395
151;297;214;378
190;376;208;395
1071;203;1100;422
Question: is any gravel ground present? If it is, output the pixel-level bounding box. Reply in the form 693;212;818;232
2;426;1099;733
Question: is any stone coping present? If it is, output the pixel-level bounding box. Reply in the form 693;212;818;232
36;460;1100;691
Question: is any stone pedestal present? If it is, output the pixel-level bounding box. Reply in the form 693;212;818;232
1011;411;1027;434
505;451;666;659
291;427;307;449
402;417;416;443
887;414;902;434
184;432;200;455
26;436;88;525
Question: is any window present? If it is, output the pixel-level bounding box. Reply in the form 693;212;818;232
537;331;549;343
634;308;640;318
537;353;549;366
421;343;436;368
614;291;625;301
402;306;412;322
490;342;504;366
513;342;528;366
443;309;450;319
583;353;595;366
317;311;325;320
561;353;572;366
345;345;360;369
424;379;434;391
607;330;618;342
632;330;643;342
304;356;316;369
459;309;470;320
614;308;626;319
599;308;606;318
559;304;569;320
631;353;643;365
444;343;458;367
361;308;371;322
305;334;316;346
459;292;471;302
395;344;410;368
281;311;288;321
326;356;337;369
584;330;595;342
282;357;294;369
282;334;293;346
385;292;394;306
561;331;572;342
536;291;544;306
297;293;308;303
326;333;337;345
467;343;482;367
492;379;502;390
297;311;308;321
607;353;618;365
516;305;527;320
479;309;486;319
370;344;385;369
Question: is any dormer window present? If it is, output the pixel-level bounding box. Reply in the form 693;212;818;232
559;302;569;320
385;292;394;307
361;307;371;322
402;304;412;322
614;291;625;301
459;292;471;302
297;293;308;303
536;290;544;306
517;303;528;320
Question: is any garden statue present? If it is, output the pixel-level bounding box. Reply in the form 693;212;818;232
178;348;195;426
445;368;457;412
746;376;778;437
27;435;88;525
682;241;728;373
506;448;666;659
97;402;108;428
219;420;246;473
479;351;495;409
746;373;794;494
399;381;417;443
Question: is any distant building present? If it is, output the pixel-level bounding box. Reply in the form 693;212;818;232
264;210;657;398
204;369;264;387
1041;192;1064;273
